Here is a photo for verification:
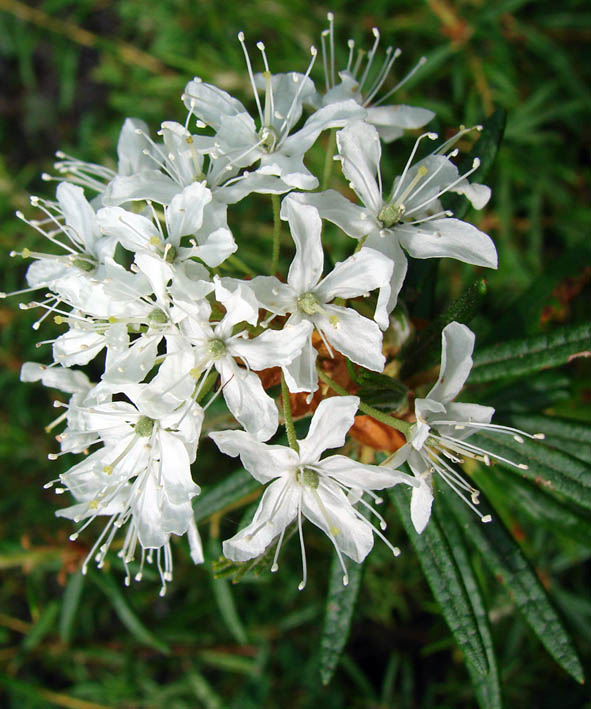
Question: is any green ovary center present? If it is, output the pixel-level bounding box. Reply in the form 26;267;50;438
135;416;155;437
296;467;320;489
297;292;321;315
207;338;227;360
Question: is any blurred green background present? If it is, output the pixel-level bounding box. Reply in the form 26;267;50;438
0;1;589;707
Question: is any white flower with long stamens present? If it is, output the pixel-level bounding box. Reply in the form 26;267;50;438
293;120;497;324
181;33;365;191
169;277;313;441
243;196;393;393
313;12;434;142
388;322;545;533
211;396;417;589
52;383;204;594
43;118;156;206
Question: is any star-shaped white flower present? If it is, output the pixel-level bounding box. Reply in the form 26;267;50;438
389;322;544;533
293;120;497;325
244;196;393;393
211;395;417;588
312;13;434;142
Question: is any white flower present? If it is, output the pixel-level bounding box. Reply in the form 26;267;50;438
181;33;365;191
312;13;434;142
389;322;544;533
244;196;393;393
53;383;204;594
161;277;313;441
211;396;417;589
293;120;497;323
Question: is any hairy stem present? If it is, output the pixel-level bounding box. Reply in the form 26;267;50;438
281;373;299;452
317;369;411;435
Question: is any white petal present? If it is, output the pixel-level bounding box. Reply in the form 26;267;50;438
165;182;212;241
320;455;417;490
231;320;313;370
336;120;382;214
56;182;98;252
222;478;298;562
451;179;491;210
218;360;279;441
302;482;373;562
96;207;161;252
364;231;408;323
213;278;259;335
102;171;180;206
20;362;90;393
367;105;435;142
282;334;319;394
182;79;249;131
133;474;168;549
298;396;359;463
428;322;476;404
318;305;385;372
397;218;498;269
289;190;374;239
158;430;200;504
209;429;298;483
243;275;296;314
117;118;153;176
410;475;434;534
315;247;393;302
281;197;324;293
282;100;366;155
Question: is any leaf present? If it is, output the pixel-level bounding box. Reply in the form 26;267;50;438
21;601;59;652
207;539;248;644
319;553;365;686
401;279;487;378
468;430;591;510
88;570;170;654
478;371;571;414
469;322;591;383
58;571;85;644
390;487;489;677
441;486;585;684
355;370;408;412
442;109;507;220
504;413;591;464
483;243;591;342
473;464;591;547
435;506;502;709
194;468;260;525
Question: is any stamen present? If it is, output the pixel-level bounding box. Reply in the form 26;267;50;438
238;32;264;125
375;56;427;106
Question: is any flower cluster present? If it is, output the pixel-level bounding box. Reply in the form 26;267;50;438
6;14;538;594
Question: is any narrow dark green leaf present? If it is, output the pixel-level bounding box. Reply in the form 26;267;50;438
442;109;507;220
504;413;591;464
469;431;591;510
442;486;585;683
390;487;489;676
319;553;365;685
355;370;408;412
484;243;591;342
207;539;248;644
435;506;502;709
58;571;84;644
21;601;59;652
194;468;260;525
478;371;571;414
401;279;487;377
89;570;170;654
469;322;591;383
473;464;591;547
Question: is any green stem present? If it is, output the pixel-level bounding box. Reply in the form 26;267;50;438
195;369;219;405
270;193;281;275
321;128;337;191
226;254;254;277
281;373;299;452
317;369;411;436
